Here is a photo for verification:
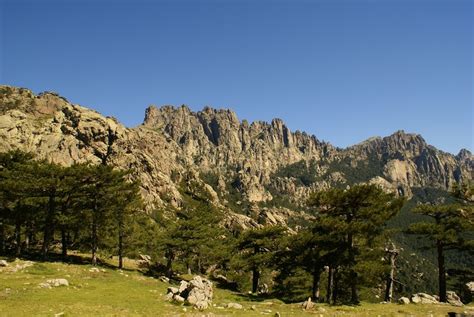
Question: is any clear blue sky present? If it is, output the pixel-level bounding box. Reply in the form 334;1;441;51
1;0;472;154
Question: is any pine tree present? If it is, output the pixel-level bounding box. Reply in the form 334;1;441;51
308;184;404;304
407;192;473;302
236;226;286;293
80;165;130;265
0;150;35;256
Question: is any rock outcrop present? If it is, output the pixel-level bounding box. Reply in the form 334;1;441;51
410;293;438;304
165;276;213;310
0;85;472;228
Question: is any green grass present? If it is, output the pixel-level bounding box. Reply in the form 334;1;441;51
0;258;471;316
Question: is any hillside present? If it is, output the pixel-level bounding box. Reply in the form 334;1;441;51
0;257;471;316
1;85;473;299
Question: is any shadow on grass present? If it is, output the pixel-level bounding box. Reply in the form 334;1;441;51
234;292;280;303
2;251;136;272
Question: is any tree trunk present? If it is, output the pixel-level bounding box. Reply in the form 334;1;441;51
166;251;173;278
187;263;191;275
42;193;55;260
252;266;260;293
312;265;322;302
118;234;123;269
61;227;68;260
91;198;98;266
327;266;334;304
118;213;123;269
91;221;98;266
437;240;447;302
197;257;202;274
384;249;398;302
348;232;359;304
0;221;4;254
25;221;32;251
15;219;21;257
333;268;339;304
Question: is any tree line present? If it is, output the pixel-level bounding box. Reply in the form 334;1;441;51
0;150;142;268
0;149;472;304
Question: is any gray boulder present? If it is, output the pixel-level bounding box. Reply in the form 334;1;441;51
0;260;8;267
398;297;410;305
302;297;314;310
466;281;474;293
173;295;185;303
446;291;463;306
164;275;213;310
46;279;69;287
411;293;438;304
225;303;243;309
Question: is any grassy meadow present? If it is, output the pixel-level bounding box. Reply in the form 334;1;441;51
0;257;472;317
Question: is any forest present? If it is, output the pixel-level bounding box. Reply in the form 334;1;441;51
0;149;473;305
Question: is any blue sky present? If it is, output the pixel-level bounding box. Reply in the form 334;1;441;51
1;0;472;154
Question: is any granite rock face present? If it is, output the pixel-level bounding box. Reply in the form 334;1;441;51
1;85;472;228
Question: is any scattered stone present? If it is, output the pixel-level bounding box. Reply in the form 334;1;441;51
0;260;8;267
251;305;257;310
173;295;185;303
411;293;438;304
398;297;410;305
178;280;188;293
167;287;179;294
54;312;64;317
447;291;463;307
195;300;209;310
466;281;474;293
164;275;213;310
274;312;281;317
9;261;34;272
89;267;100;273
225;303;243;309
302;297;314;310
164;292;174;301
137;254;152;268
159;276;170;283
258;283;269;295
38;283;52;289
46;279;69;287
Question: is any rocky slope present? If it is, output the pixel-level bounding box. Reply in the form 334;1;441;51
0;85;472;228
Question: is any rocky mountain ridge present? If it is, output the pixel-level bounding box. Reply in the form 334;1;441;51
0;85;472;228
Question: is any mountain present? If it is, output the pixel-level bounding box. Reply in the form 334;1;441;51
0;85;472;229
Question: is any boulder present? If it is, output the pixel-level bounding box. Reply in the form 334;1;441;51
446;291;463;307
38;282;52;289
137;254;152;268
302;297;314;310
167;287;179;294
178;280;188;293
398;297;410;305
195;300;209;310
258;283;269;295
0;260;8;267
173;295;185;303
466;281;474;293
159;276;170;283
164;275;213;310
225;303;243;309
46;279;69;287
411;293;438;304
